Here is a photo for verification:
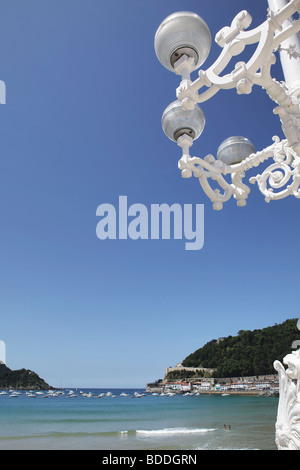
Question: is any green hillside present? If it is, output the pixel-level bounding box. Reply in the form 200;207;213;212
182;318;299;377
0;363;52;389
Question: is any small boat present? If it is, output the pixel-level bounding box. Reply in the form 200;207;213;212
221;393;230;396
47;391;60;397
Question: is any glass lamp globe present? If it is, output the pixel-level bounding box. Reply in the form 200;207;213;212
217;136;255;165
154;11;211;73
162;100;205;142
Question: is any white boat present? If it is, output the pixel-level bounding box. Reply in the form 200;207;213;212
9;393;19;397
47;391;60;397
0;391;7;395
221;393;230;396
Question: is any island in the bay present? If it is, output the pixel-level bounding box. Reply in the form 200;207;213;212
0;363;52;390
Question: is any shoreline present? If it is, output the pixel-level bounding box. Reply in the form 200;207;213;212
190;390;278;396
146;389;278;397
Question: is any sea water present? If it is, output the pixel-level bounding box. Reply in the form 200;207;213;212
0;389;278;450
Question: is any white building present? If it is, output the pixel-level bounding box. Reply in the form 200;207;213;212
193;381;212;391
165;382;192;392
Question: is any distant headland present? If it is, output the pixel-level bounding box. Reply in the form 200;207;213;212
147;318;299;395
0;363;53;390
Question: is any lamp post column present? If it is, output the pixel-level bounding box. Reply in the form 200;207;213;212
267;0;300;156
267;0;300;89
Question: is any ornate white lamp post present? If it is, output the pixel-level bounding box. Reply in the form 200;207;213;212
155;0;300;210
155;0;300;450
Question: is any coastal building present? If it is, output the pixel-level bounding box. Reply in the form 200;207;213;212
193;381;212;391
146;374;279;395
164;381;192;392
165;364;215;378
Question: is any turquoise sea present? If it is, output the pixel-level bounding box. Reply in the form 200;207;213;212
0;389;278;450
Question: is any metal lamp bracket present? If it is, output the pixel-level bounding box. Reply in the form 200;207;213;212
172;0;300;210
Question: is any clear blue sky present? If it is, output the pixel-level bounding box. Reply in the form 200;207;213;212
0;0;299;388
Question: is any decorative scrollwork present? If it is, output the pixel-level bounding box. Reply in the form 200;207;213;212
177;135;300;209
249;139;300;202
274;351;300;449
273;319;300;450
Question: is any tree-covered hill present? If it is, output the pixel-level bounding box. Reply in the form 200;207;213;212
182;318;299;377
0;363;52;389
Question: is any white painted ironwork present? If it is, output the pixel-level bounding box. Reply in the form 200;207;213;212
274;319;300;450
155;0;300;210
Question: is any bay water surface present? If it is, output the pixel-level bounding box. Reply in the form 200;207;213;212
0;388;278;450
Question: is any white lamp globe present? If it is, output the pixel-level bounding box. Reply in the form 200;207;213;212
154;11;211;73
217;136;255;165
162;100;205;142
